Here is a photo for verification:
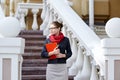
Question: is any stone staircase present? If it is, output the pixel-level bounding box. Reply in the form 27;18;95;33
19;30;74;80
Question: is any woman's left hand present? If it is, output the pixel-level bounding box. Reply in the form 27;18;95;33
56;53;66;58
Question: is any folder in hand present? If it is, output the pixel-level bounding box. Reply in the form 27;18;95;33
45;42;57;59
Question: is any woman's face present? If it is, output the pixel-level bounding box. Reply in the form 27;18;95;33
49;24;60;35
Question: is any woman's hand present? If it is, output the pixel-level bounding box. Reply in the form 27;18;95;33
56;53;66;58
53;48;60;55
48;48;60;56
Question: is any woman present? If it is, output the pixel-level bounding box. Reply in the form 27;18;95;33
41;21;72;80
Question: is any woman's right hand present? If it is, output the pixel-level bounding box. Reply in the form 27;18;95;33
53;48;60;55
49;48;60;56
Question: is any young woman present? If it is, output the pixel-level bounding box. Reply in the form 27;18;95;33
41;21;72;80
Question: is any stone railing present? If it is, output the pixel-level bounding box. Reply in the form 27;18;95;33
15;3;43;30
40;0;105;80
0;17;25;80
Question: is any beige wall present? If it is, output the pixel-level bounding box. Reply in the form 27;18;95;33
71;0;110;21
71;0;83;17
110;0;120;18
28;0;43;3
71;0;120;21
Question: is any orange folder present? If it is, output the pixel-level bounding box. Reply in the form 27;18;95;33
45;42;57;59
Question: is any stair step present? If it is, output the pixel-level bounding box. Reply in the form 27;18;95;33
23;52;42;59
22;67;46;75
19;30;44;35
22;75;46;80
25;41;44;46
25;46;42;52
22;75;74;80
69;76;74;80
23;59;48;67
19;35;46;41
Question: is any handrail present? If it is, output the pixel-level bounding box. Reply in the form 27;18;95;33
41;0;105;79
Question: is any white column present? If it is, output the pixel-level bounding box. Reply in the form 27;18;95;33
89;0;94;30
0;38;25;80
10;0;14;16
0;5;5;19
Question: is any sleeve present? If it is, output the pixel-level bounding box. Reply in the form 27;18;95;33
66;38;72;59
41;39;49;58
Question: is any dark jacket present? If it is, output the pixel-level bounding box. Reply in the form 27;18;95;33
41;37;72;64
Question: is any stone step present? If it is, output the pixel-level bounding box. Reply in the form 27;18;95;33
23;59;47;67
23;52;42;59
19;35;46;41
25;40;44;46
25;46;42;53
22;67;46;75
22;75;46;80
19;30;43;35
22;75;74;80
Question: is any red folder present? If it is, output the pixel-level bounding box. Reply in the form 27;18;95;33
45;42;57;59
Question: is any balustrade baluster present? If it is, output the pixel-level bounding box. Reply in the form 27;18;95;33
32;9;39;30
90;60;99;80
69;43;84;76
40;5;50;31
41;0;47;20
74;45;84;80
53;12;58;21
69;39;79;75
75;53;91;80
62;24;67;36
19;9;28;30
44;8;54;35
66;31;73;68
67;36;77;69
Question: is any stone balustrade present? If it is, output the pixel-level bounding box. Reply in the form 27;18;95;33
15;3;43;30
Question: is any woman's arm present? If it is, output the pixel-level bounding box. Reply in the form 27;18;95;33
66;38;72;59
56;38;72;59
